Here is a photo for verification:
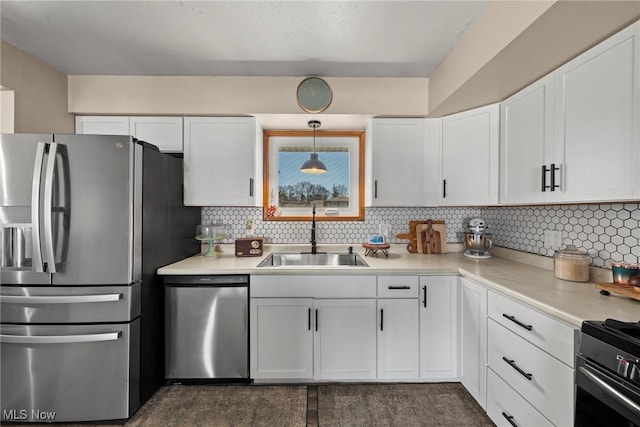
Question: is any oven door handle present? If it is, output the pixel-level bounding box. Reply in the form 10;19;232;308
0;331;122;344
578;365;640;416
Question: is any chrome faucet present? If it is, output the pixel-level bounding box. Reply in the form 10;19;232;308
310;205;317;254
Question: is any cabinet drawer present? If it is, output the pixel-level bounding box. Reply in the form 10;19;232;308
377;276;419;298
251;275;376;298
488;290;576;367
488;319;574;427
487;368;553;427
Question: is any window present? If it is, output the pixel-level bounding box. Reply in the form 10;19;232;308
263;130;364;221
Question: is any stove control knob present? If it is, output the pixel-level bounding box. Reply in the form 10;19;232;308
630;361;640;382
617;356;631;378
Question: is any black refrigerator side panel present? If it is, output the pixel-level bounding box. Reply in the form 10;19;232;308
139;147;199;405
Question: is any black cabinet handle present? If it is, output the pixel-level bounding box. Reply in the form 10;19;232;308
249;178;254;197
422;285;427;308
380;309;384;331
315;309;318;332
388;285;410;290
502;412;519;427
541;165;549;191
374;180;378;199
442;179;447;198
502;356;533;380
308;308;311;331
502;313;533;331
550;163;560;191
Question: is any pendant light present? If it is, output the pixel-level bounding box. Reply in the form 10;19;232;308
300;120;327;174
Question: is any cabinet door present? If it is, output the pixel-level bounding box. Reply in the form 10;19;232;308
130;116;183;152
250;298;313;380
441;104;499;206
419;276;458;380
554;21;640;202
313;299;377;380
184;117;256;206
368;118;439;206
377;299;419;379
75;116;130;135
459;277;488;409
500;76;555;204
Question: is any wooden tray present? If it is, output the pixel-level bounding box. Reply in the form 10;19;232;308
595;282;640;301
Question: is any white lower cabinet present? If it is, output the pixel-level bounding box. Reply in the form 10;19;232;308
419;275;458;380
486;290;577;427
486;368;553;427
459;277;488;408
314;299;377;380
249;298;313;379
377;298;419;379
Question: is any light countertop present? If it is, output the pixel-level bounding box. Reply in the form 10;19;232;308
158;244;639;328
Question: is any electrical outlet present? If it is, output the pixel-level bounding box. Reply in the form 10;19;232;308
544;230;563;248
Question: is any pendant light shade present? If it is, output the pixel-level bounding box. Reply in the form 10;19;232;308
300;120;327;174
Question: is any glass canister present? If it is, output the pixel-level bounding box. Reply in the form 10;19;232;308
554;245;590;282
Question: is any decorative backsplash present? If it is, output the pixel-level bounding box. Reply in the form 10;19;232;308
201;207;482;246
482;203;640;268
202;203;640;268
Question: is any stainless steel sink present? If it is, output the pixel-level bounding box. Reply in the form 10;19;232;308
257;253;369;267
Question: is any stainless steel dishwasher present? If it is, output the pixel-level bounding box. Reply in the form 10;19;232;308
164;275;249;381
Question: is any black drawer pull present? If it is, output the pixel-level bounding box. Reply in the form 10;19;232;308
308;308;311;331
502;412;518;427
315;309;318;332
502;356;533;380
388;285;411;290
502;313;533;331
380;309;384;331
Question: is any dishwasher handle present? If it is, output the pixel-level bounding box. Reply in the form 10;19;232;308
164;275;249;286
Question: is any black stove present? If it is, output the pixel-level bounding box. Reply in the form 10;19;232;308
575;319;640;426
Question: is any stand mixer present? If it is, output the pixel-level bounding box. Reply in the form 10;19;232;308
463;218;492;259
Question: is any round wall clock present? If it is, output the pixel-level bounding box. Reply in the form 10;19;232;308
296;77;333;113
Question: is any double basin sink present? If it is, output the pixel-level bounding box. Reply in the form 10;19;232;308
257;252;369;267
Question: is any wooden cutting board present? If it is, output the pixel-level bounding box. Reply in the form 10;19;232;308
416;221;447;254
396;220;446;253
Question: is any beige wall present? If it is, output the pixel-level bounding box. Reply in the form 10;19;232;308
429;0;640;116
0;88;15;133
67;75;429;126
0;40;74;133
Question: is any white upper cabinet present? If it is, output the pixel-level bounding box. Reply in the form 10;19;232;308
77;116;183;152
75;116;130;136
183;116;258;206
129;116;183;152
500;75;554;205
366;118;440;207
553;21;640;202
500;21;640;204
441;103;500;206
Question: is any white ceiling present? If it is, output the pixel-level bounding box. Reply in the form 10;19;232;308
0;0;489;78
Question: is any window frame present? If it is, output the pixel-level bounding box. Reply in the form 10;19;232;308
262;129;365;221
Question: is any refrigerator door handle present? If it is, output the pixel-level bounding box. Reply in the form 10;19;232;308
31;142;47;273
1;293;123;304
43;142;58;273
0;331;122;344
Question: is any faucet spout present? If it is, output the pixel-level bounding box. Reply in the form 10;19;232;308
310;205;317;254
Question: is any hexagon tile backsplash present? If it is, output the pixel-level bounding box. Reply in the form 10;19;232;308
202;203;640;268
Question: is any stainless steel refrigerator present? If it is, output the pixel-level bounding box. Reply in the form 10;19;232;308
0;134;200;423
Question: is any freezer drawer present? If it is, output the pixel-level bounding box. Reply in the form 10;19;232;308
165;281;248;379
0;320;140;423
0;284;140;323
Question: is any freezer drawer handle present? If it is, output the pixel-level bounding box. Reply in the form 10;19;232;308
0;331;122;344
1;293;123;304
